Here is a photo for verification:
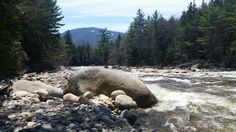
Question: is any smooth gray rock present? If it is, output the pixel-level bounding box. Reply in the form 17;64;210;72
12;80;63;98
111;90;126;100
63;93;79;102
83;92;93;99
115;95;137;109
65;67;158;108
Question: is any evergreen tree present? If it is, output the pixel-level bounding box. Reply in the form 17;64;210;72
0;0;28;76
98;28;110;65
126;9;147;66
64;30;73;45
63;30;77;66
20;0;65;71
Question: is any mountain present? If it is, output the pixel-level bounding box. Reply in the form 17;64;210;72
61;27;125;47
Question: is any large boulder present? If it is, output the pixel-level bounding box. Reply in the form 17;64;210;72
64;67;158;108
12;80;63;98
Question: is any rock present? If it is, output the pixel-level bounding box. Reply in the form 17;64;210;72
115;95;137;109
63;93;79;102
19;112;31;118
35;109;44;114
26;121;37;128
94;124;103;130
111;90;126;100
41;123;53;130
32;98;40;103
0;112;8;119
68;123;76;128
91;128;98;131
35;89;48;96
83;92;93;99
13;127;23;132
37;115;48;121
36;89;49;102
12;91;32;99
91;99;108;107
78;96;91;105
63;93;90;104
98;94;113;108
12;80;63;98
120;109;138;124
99;94;110;102
8;114;16;119
65;67;158;108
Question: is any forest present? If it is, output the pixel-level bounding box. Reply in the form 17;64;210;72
1;0;236;76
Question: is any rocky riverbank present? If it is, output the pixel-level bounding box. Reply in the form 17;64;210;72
1;66;235;131
0;66;159;132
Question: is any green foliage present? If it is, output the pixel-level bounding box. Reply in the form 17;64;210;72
0;0;28;76
1;0;236;75
126;9;147;66
19;0;65;71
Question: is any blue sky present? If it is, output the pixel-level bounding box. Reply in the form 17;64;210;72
57;0;207;33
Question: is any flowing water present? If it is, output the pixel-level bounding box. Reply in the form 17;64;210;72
131;68;236;131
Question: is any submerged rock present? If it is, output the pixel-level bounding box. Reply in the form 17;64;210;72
65;67;158;108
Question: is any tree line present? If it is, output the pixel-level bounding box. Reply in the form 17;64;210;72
1;0;236;76
66;0;236;68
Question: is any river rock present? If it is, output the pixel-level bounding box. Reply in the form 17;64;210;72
63;93;79;102
111;90;126;100
115;95;137;109
78;96;91;105
65;67;158;108
83;92;93;99
12;91;32;100
63;93;90;104
99;94;113;108
12;80;63;98
120;109;138;124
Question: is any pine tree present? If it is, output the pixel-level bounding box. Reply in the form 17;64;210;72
64;30;73;45
126;9;147;66
20;0;65;71
0;0;28;76
98;28;110;65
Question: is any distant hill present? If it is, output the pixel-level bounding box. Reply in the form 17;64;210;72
61;27;125;47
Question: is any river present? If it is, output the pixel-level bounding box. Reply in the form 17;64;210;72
130;68;236;131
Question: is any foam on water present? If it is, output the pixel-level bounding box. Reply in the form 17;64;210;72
136;69;236;130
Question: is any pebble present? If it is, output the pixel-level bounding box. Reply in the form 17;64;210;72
83;92;93;99
26;121;37;128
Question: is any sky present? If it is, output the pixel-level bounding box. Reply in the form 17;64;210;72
57;0;207;33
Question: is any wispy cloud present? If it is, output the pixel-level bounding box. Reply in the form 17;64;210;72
57;0;208;32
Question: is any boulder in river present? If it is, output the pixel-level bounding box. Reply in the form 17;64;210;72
64;67;158;108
